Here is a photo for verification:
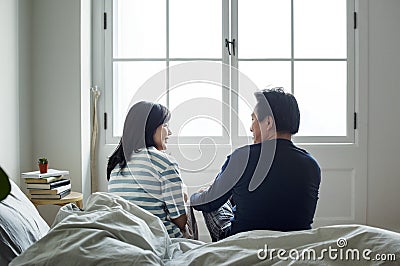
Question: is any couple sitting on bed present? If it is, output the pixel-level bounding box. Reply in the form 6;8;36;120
106;88;321;241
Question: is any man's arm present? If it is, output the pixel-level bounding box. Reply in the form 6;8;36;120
190;147;249;212
190;187;232;213
171;213;188;231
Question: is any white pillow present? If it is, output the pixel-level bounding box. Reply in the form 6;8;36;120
0;179;49;264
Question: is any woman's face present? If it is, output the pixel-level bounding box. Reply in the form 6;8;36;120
154;123;172;150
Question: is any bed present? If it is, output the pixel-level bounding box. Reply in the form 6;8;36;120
7;192;399;265
0;179;49;265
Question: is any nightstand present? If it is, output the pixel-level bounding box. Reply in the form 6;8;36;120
30;191;83;209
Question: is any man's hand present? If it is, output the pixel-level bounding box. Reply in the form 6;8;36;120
198;186;209;193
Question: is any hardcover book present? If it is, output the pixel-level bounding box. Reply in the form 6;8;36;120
29;189;71;199
28;184;71;195
22;169;69;179
26;179;70;190
24;176;65;184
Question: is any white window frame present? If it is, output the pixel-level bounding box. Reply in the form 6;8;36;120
99;0;356;145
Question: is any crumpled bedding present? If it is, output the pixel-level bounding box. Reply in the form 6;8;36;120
10;192;400;265
0;180;49;265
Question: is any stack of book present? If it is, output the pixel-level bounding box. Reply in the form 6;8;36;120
22;169;71;200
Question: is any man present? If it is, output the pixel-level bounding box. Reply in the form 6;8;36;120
190;88;321;241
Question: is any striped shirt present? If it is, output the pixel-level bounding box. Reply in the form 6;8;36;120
108;146;186;238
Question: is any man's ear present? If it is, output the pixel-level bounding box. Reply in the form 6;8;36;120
266;115;275;131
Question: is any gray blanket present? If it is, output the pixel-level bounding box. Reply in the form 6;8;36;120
10;192;400;265
0;180;49;265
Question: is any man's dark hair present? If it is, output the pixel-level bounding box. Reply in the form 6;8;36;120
254;87;300;134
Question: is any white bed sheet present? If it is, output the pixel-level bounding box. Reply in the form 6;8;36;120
10;192;400;265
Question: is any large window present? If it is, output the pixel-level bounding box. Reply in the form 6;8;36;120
103;0;354;144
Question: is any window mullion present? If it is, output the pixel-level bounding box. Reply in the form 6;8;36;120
222;0;230;140
166;0;170;109
230;0;239;143
104;0;117;143
291;0;295;95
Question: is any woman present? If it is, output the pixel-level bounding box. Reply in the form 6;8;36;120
107;101;187;238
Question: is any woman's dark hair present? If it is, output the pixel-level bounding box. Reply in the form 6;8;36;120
106;101;170;180
254;87;300;134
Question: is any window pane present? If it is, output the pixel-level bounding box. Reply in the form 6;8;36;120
168;82;223;136
113;0;166;58
179;118;223;137
113;61;167;137
294;0;347;58
238;61;291;136
169;0;222;58
294;61;347;136
238;0;291;58
239;61;291;91
238;97;253;137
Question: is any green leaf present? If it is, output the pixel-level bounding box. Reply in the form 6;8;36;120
38;157;48;164
0;167;11;201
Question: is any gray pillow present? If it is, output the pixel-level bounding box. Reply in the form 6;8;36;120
0;179;49;265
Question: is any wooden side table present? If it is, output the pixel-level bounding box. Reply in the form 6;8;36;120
30;191;83;209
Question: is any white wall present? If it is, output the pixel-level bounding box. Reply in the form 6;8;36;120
367;0;400;231
23;0;91;223
0;0;20;184
80;0;92;203
19;0;33;175
31;0;82;192
8;0;400;230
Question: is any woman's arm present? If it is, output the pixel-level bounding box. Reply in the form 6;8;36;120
161;162;187;232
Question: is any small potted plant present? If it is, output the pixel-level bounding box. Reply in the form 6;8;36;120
38;157;49;173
